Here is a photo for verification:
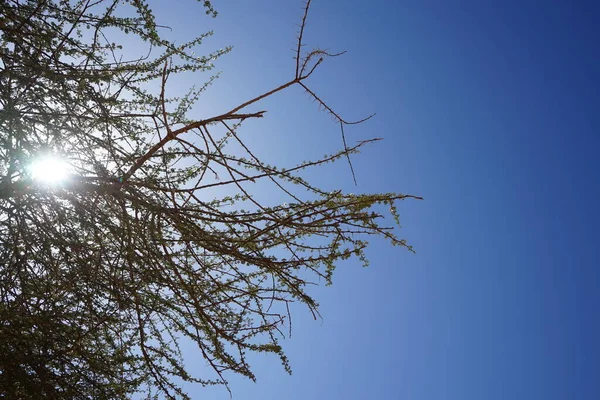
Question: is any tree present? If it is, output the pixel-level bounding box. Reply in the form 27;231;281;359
0;0;421;398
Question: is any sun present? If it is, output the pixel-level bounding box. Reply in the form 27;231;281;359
29;155;71;184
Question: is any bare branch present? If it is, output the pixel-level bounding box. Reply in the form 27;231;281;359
295;0;313;79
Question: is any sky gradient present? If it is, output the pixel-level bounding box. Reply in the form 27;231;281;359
149;1;600;398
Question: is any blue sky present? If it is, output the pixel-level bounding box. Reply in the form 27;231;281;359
150;1;600;398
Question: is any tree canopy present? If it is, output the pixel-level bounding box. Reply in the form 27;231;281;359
0;0;420;398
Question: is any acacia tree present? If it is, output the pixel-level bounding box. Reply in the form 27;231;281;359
0;0;420;398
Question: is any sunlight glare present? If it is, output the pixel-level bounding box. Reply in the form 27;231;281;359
29;156;71;184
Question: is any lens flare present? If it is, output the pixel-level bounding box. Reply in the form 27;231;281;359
29;156;71;184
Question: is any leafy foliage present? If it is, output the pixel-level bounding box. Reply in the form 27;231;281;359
0;0;420;398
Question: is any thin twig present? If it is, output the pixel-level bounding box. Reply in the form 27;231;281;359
340;122;357;185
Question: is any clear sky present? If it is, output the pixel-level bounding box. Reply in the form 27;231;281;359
149;1;600;399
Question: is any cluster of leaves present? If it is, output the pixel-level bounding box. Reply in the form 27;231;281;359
0;0;420;398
